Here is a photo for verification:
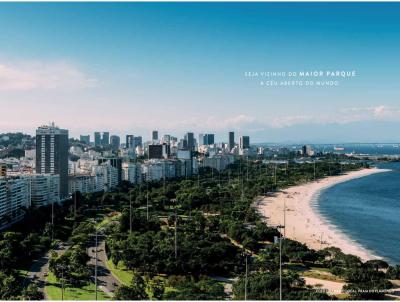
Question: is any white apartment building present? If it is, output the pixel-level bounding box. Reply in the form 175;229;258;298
28;174;60;207
0;177;30;229
202;154;235;171
142;160;164;181
122;162;142;184
92;162;118;191
68;174;102;194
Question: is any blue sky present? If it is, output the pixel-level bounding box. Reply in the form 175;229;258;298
1;2;400;143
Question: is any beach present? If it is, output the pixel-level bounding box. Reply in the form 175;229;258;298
257;168;390;261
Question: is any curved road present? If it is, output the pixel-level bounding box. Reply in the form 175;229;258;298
87;239;120;298
24;240;120;300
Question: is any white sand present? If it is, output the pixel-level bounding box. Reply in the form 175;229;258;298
257;168;391;261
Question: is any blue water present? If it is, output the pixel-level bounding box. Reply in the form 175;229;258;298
317;162;400;264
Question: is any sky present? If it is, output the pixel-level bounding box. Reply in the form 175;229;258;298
1;2;400;143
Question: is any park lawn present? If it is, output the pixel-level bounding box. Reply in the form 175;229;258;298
106;259;133;285
97;212;121;229
17;268;29;278
106;260;175;296
45;272;110;300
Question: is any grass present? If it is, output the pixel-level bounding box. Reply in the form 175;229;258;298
45;272;110;300
106;259;133;286
97;212;121;230
106;259;175;297
17;268;29;278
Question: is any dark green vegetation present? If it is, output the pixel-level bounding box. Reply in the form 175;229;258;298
98;158;396;300
1;156;398;300
0;194;95;299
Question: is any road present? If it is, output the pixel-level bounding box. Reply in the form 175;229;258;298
87;239;120;297
210;275;238;299
23;244;69;299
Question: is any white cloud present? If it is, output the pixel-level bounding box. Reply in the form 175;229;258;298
340;105;400;120
143;105;400;133
0;60;96;91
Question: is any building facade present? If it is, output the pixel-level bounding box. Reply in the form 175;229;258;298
239;135;250;150
0;177;30;229
29;174;60;207
35;124;69;199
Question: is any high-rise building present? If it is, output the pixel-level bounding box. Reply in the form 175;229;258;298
98;157;123;184
133;136;142;149
110;135;120;151
185;132;195;151
122;162;142;184
302;145;314;157
148;144;163;159
229;131;235;150
80;135;90;144
178;139;188;150
0;164;6;177
152;130;159;142
126;135;134;149
36;124;69;199
162;134;171;145
102;132;110;147
239;136;250;150
198;134;204;147
204;134;215;145
0;177;30;229
94;132;101;147
29;174;60;207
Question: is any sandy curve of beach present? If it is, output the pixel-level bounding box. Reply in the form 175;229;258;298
256;168;391;261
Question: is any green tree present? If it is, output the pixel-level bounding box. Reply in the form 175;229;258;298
114;271;149;300
21;283;44;300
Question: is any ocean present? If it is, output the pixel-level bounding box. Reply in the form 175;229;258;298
317;161;400;264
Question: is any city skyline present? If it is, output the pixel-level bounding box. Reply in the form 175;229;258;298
1;3;400;142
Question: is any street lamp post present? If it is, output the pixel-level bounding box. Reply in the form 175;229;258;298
94;224;98;300
279;228;282;301
146;183;149;221
61;266;65;301
244;254;248;301
274;224;285;301
174;203;178;260
51;202;54;241
129;190;132;234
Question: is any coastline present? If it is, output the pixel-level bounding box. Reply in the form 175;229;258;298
256;167;391;261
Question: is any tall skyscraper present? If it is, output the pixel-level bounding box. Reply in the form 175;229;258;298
94;132;101;147
80;135;90;144
36;124;69;199
102;132;110;146
152;130;159;142
126;135;134;149
148;144;163;159
162;134;171;145
185;132;194;151
239;135;250;150
133;136;143;148
198;133;204;147
204;134;215;145
98;157;123;184
229;131;235;150
110;135;120;151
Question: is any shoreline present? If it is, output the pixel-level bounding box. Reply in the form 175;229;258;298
256;167;391;261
